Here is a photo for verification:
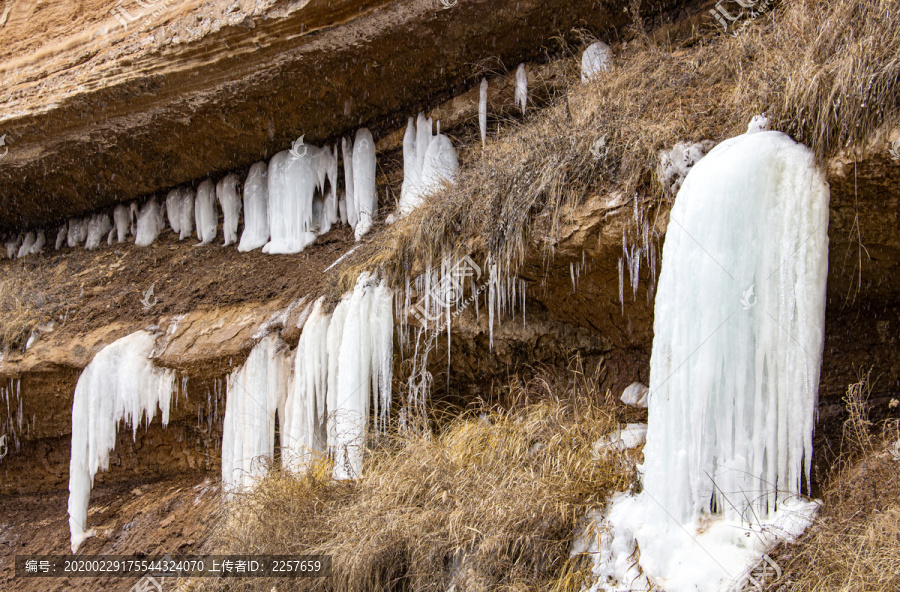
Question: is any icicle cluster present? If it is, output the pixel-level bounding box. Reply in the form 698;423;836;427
4;129;376;258
617;194;660;310
220;274;393;489
221;333;291;493
594;129;830;592
397;254;525;426
581;41;612;82
395;113;460;218
67;331;175;553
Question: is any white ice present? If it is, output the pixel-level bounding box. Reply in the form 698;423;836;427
263;146;318;254
134;199;166;247
593;129;830;591
16;231;35;258
30;230;45;255
658;140;716;194
166;189;183;235
515;63;528;114
67;331;175;553
620;382;648;408
221;333;292;493
592;423;647;454
479;77;488;147
581;41;612;82
85;213;112;251
342;137;357;229
397;113;458;218
239;161;270;252
195;180;218;245
217;173;242;247
282;298;330;473
327;273;393;479
352;128;377;241
67;217;89;248
55;224;67;250
113;204;132;243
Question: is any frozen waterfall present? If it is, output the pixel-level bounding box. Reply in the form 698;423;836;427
593;130;830;591
67;331;175;553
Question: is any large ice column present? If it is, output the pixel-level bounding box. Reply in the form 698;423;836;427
217;173;242;247
178;189;195;240
421;133;459;197
515;64;528;114
221;333;292;493
134;199;165;247
581;41;612;82
596;130;829;592
195;180;219;245
68;331;175;553
352;128;377;241
239;162;270;252
342;137;357;229
326;273;393;480
282;299;331;472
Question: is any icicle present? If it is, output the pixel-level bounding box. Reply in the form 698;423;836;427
341;137;357;229
581;41;612;82
16;231;34;258
515;63;528;114
239;162;269;252
221;333;291;494
85;214;112;251
217;173;242;247
165;189;183;235
134;199;165;247
55;224;68;250
195;180;218;245
479;77;488;147
68;331;175;553
178;189;195;240
352;128;377;241
282;299;330;473
112;204;131;243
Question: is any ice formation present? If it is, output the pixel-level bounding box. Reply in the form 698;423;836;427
747;114;770;133
515;63;528;114
67;217;88;248
55;225;67;250
397;113;459;218
592;423;647;454
67;331;175;553
221;333;292;493
619;381;648;408
17;231;35;258
581;41;612;82
351;128;377;241
263;137;340;253
134;198;166;247
85;214;112;251
479;77;488;146
113;204;132;243
238;161;270;252
658;140;716;194
217;173;242;247
165;188;183;235
194;180;218;245
593;130;830;591
326;273;394;479
282;298;330;472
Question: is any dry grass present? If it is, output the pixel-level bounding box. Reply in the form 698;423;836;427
763;376;900;592
346;0;900;285
191;364;640;592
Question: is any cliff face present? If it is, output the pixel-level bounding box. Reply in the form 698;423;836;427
0;0;655;230
1;0;899;586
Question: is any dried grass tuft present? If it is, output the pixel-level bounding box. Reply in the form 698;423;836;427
347;0;900;284
193;365;639;592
